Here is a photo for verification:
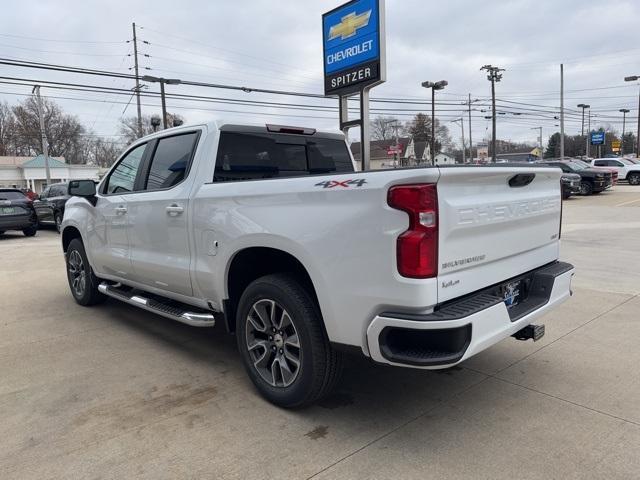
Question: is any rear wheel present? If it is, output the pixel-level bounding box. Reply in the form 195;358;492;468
236;273;343;408
23;225;37;237
580;181;593;195
628;173;640;185
66;238;105;306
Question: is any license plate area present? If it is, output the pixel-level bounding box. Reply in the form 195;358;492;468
0;207;16;215
501;280;523;308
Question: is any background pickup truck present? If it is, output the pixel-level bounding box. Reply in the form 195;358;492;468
591;158;640;185
61;121;574;407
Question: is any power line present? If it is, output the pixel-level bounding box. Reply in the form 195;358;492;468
0;32;123;44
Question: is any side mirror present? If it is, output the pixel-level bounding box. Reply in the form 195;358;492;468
68;180;96;198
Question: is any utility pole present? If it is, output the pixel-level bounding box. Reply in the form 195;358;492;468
453;118;466;163
531;126;543;160
32;85;51;188
481;65;504;162
623;75;640;155
620;108;630;156
560;64;565;160
132;22;142;137
468;93;473;161
587;109;591;158
577;104;590;158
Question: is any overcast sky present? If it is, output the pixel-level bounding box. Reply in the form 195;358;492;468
1;0;639;148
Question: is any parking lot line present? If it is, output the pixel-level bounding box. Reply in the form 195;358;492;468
615;197;640;207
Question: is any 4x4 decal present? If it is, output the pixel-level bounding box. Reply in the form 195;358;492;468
314;179;367;189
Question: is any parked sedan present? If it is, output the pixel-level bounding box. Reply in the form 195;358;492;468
0;188;38;237
34;182;70;233
539;160;610;195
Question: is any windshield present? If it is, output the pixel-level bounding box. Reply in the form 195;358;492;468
566;162;586;172
0;190;27;200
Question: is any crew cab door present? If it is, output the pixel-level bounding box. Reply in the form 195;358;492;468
125;131;201;297
593;159;624;177
89;142;148;278
34;186;54;222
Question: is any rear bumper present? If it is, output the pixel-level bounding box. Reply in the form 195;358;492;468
0;214;37;231
366;261;574;368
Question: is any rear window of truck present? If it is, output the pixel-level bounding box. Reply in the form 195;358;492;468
0;190;26;200
213;132;353;182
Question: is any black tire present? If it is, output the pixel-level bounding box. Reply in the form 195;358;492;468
22;225;37;237
66;238;106;306
54;212;62;234
236;273;343;408
628;173;640;186
580;181;593;196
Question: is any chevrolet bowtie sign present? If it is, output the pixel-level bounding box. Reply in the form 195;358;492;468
323;0;386;96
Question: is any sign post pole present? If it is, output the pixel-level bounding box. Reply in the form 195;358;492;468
323;0;386;171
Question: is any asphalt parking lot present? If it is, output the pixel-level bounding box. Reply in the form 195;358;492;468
2;187;640;480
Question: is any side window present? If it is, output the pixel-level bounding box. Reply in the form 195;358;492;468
40;187;50;199
594;160;605;167
144;132;198;191
613;161;624;167
105;143;147;194
308;138;353;173
214;132;353;182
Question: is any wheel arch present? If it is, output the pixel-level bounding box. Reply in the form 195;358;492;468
61;225;83;253
224;246;322;334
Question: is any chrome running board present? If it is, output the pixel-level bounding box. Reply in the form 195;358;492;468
98;282;215;327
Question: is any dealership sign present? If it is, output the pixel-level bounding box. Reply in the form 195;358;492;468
322;0;386;95
590;131;605;145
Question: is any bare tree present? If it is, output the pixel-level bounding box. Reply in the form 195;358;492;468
371;116;401;141
406;113;452;152
11;97;86;163
0;101;15;156
119;113;186;145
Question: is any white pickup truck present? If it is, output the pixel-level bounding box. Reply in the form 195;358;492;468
62;121;574;407
591;158;640;185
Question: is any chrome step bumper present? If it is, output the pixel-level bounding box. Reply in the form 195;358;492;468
98;283;216;327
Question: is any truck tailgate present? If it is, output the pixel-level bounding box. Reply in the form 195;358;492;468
436;166;562;302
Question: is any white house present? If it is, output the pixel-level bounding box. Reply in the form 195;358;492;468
0;155;100;192
434;152;456;165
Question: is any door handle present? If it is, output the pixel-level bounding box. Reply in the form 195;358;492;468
115;206;128;215
166;204;184;216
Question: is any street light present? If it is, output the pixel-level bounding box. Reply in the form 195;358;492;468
421;80;448;165
577;104;590;158
624;75;640;156
620;108;630;156
141;75;182;129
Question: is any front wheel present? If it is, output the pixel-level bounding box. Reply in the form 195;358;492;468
23;225;37;237
236;273;343;408
628;173;640;185
580;181;593;195
65;238;105;306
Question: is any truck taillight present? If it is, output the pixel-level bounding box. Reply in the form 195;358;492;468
388;184;438;278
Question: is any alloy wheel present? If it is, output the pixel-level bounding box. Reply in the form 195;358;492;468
245;298;301;388
68;250;86;297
